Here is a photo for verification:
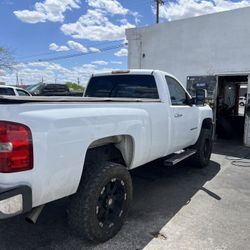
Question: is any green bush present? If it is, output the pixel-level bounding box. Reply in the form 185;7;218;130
65;82;85;91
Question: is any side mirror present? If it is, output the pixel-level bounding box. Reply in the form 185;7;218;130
195;88;207;105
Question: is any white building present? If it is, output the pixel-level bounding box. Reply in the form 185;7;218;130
126;7;250;146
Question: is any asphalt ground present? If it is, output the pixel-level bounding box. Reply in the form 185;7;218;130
0;140;249;250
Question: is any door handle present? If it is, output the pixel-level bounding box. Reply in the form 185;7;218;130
174;113;183;118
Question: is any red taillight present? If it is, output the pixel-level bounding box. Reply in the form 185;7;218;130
0;121;33;173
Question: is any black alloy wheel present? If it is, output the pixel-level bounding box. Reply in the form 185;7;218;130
96;178;126;229
68;161;132;242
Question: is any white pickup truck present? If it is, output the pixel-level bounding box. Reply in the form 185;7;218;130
0;70;213;242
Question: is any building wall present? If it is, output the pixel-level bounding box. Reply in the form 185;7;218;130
126;7;250;87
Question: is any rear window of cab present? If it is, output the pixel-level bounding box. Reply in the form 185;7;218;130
85;75;159;99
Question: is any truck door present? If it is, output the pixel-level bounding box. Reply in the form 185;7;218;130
187;75;217;139
165;76;199;152
244;75;250;146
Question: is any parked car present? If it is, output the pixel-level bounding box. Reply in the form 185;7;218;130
0;85;31;96
26;83;83;96
239;96;246;106
0;70;213;243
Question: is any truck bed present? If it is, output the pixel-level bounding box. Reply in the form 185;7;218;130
0;96;160;104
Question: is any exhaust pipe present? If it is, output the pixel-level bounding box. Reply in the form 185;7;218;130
25;205;45;224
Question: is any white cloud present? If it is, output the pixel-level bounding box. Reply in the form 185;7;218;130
89;47;101;52
57;45;69;51
49;42;101;53
0;62;92;85
49;43;70;51
73;64;97;74
13;63;30;70
61;9;135;41
14;0;138;43
131;11;141;25
114;48;128;57
14;10;47;23
120;18;129;25
0;69;5;76
86;0;128;15
86;0;141;24
92;60;108;65
14;0;80;23
28;61;51;67
67;41;88;53
49;43;59;50
159;0;250;21
0;61;125;86
111;61;122;64
82;64;97;69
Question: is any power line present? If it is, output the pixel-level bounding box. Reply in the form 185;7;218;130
16;40;123;61
16;51;57;60
36;44;124;62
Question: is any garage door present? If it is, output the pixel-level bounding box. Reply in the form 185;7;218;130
244;75;250;147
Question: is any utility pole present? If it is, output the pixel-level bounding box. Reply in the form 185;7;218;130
155;0;164;24
16;72;19;86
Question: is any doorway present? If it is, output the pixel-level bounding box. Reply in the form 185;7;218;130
216;75;248;143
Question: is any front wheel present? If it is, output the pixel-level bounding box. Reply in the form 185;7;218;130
189;128;213;168
68;161;132;243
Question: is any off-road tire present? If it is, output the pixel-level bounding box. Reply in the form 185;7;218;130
68;161;132;243
190;128;213;168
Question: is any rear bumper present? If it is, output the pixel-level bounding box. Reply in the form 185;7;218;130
0;186;32;219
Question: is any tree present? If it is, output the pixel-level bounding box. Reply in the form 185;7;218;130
65;82;85;91
0;47;15;71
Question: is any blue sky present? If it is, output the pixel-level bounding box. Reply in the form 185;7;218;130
0;0;249;85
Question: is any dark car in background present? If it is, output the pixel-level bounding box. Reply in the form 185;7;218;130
26;83;83;96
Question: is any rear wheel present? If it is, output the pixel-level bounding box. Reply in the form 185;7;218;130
189;128;213;168
68;161;132;243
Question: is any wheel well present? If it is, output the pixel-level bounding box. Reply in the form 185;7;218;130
84;135;134;169
202;118;213;130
